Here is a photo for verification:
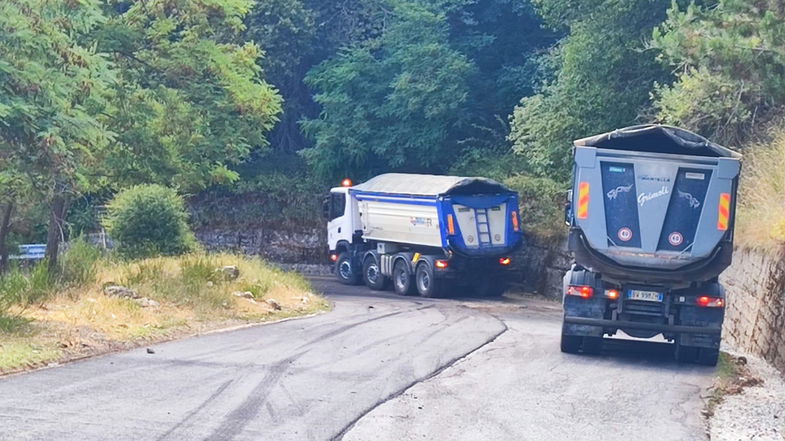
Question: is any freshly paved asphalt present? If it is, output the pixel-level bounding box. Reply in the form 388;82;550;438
0;277;715;441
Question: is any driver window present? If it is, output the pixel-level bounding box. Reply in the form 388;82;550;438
330;193;346;221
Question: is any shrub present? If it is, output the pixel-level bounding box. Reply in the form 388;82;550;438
59;236;101;286
504;174;568;239
104;185;197;258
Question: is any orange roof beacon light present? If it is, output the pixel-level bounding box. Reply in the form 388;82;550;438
341;178;353;187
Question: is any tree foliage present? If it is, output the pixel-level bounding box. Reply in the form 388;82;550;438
509;0;673;179
98;0;283;192
651;0;785;145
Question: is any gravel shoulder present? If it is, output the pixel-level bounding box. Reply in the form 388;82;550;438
710;351;785;441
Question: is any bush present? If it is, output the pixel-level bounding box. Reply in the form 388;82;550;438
504;174;568;239
104;185;197;259
59;236;101;286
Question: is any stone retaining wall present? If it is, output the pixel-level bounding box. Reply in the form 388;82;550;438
721;247;785;373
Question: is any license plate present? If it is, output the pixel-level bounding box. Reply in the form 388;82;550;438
627;289;664;302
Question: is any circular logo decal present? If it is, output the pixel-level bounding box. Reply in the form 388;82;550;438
668;232;684;247
494;234;501;242
467;235;475;244
617;227;633;242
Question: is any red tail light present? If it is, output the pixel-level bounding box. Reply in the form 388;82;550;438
697;296;725;308
330;253;338;262
435;259;449;269
341;178;353;187
499;257;512;266
566;285;594;299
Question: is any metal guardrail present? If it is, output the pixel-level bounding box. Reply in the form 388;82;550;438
9;244;47;260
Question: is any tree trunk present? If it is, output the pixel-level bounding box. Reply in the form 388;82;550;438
0;202;13;274
45;194;68;272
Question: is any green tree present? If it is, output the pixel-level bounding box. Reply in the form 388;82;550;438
509;0;672;179
0;0;114;268
301;2;475;180
651;0;785;144
98;0;283;192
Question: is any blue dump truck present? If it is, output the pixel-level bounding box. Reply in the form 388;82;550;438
325;173;524;297
562;125;742;365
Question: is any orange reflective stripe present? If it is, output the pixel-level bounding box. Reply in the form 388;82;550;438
718;193;731;231
577;182;590;219
447;214;456;235
511;211;520;232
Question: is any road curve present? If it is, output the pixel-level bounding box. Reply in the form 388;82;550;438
0;277;715;441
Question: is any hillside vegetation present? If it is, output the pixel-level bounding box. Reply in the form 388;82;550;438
2;0;785;286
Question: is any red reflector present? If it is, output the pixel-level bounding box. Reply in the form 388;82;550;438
604;289;620;300
499;257;512;266
697;296;725;308
566;285;594;299
341;178;353;187
511;211;520;232
447;214;456;236
435;259;449;269
330;254;338;262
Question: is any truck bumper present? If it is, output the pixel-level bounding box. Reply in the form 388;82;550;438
563;316;722;335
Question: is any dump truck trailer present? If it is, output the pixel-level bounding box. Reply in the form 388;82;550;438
561;125;742;365
325;173;524;297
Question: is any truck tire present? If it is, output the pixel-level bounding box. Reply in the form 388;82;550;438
363;255;388;291
472;276;506;297
675;343;719;366
581;336;603;355
392;260;416;296
560;333;582;354
415;261;445;298
696;348;720;366
336;252;361;285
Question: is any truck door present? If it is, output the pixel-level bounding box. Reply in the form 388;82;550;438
327;190;352;250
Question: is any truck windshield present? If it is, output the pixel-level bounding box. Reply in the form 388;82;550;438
330;193;346;221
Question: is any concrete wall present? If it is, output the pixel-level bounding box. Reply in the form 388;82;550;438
721;247;785;373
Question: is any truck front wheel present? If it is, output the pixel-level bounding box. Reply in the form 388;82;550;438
363;255;388;290
392;261;415;296
336;252;361;285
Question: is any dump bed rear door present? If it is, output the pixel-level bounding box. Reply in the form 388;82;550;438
573;147;740;269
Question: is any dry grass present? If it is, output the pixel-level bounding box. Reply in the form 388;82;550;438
736;131;785;249
0;253;328;373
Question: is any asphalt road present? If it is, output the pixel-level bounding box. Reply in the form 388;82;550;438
0;277;715;441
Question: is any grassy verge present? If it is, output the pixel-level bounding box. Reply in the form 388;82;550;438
735;130;785;249
704;352;763;418
0;252;328;374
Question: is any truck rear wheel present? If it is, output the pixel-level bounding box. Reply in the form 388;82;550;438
336;252;361;285
472;276;506;297
415;262;444;298
392;261;415;296
560;333;582;354
675;343;719;366
363;255;388;291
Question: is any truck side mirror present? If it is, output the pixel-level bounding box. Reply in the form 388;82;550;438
322;197;330;219
564;189;573;225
